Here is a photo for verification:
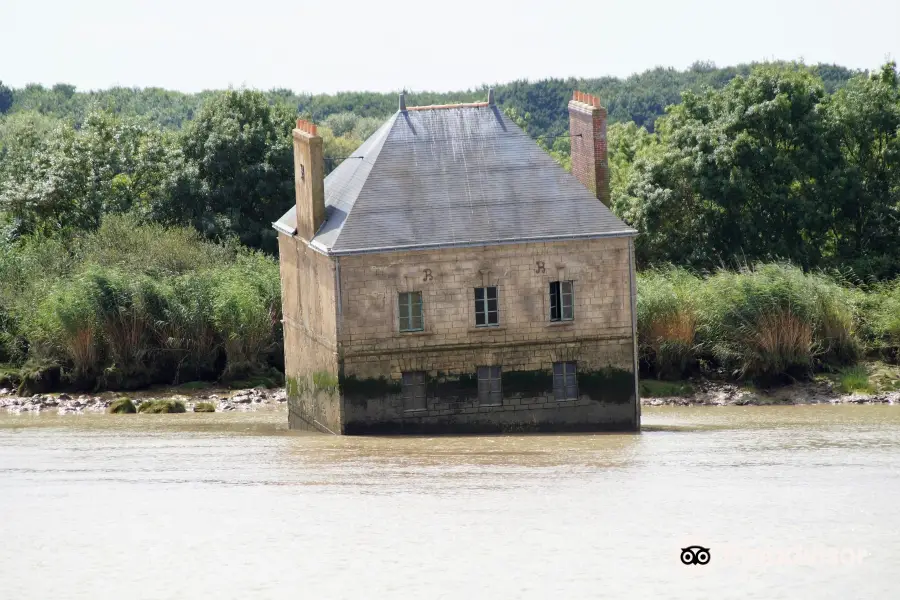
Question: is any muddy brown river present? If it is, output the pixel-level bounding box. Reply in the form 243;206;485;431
1;405;898;599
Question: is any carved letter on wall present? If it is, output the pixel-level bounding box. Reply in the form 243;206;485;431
423;268;433;282
535;261;546;274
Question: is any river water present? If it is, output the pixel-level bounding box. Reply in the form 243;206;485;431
1;406;898;599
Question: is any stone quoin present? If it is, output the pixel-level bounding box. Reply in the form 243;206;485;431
273;90;640;434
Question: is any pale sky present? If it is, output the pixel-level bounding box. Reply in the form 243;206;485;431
4;0;898;93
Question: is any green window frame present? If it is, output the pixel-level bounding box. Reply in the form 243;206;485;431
552;362;578;400
549;281;574;322
398;291;424;332
474;286;499;327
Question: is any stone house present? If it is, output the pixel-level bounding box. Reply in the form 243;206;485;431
273;90;639;434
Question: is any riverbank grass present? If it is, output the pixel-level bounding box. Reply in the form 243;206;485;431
837;366;872;394
0;363;20;389
639;379;695;398
193;402;216;412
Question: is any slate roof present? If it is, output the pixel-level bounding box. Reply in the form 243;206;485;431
274;103;636;255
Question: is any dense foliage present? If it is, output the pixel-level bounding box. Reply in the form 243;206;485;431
637;265;897;382
0;215;282;393
615;62;900;278
1;61;898;391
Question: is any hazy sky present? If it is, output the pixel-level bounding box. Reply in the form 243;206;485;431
4;0;898;93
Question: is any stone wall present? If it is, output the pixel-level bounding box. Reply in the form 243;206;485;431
334;237;638;433
278;232;342;433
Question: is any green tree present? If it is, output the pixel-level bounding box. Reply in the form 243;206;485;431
621;65;835;268
0;112;174;236
0;81;12;114
166;90;295;252
607;122;656;209
824;62;900;278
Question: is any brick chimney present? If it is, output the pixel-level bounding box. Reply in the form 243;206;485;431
568;91;609;206
292;119;325;241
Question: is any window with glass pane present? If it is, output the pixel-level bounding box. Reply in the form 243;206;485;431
402;371;427;410
549;281;574;321
477;366;502;405
474;286;499;327
398;292;423;332
552;362;578;400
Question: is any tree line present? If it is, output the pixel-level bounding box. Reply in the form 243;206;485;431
0;61;898;390
612;62;900;279
1;61;896;274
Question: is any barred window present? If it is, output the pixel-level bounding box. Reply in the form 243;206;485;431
474;286;499;327
553;362;578;400
477;366;502;405
549;281;574;321
398;292;424;332
402;371;427;410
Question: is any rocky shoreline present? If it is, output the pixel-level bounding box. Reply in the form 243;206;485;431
641;380;900;406
3;380;898;415
0;385;286;415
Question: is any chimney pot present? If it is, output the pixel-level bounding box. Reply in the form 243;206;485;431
488;88;495;105
399;92;407;112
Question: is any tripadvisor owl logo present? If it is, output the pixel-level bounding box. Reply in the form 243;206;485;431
681;546;711;565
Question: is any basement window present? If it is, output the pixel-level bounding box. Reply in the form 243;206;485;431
398;292;424;332
402;371;427;411
474;286;499;327
549;281;574;321
477;366;502;405
553;362;578;400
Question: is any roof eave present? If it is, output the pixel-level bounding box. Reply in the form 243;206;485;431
317;229;639;257
271;221;296;236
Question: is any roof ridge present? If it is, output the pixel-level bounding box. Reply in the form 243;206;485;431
405;101;490;111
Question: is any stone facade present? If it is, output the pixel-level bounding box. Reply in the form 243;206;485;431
278;232;342;433
279;233;640;434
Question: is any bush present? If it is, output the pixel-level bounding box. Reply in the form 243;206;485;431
0;215;281;392
159;273;219;381
74;214;236;279
697;264;858;380
862;282;900;361
211;252;281;378
137;399;186;413
636;268;700;378
0;363;20;388
837;365;871;394
108;398;137;413
193;401;215;412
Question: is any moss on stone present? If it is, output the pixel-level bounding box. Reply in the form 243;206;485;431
428;372;478;401
577;367;635;404
286;376;300;398
312;371;339;393
502;370;553;397
137;399;187;413
286;372;341;398
108;398;136;414
340;375;401;399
